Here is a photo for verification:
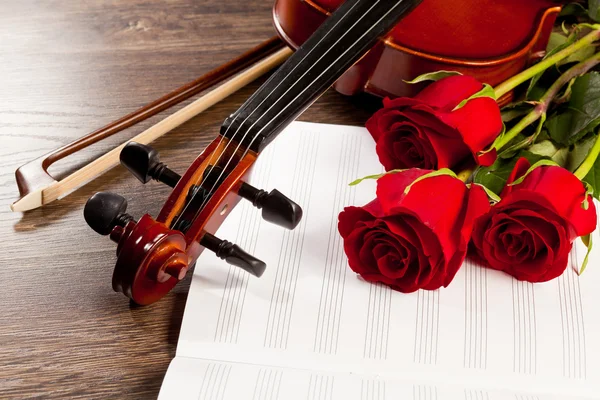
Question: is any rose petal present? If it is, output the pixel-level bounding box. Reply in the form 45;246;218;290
375;126;437;170
376;169;432;214
436;97;503;166
508;166;597;237
338;206;376;238
501;157;531;197
387;175;469;260
414;75;484;111
471;195;575;283
440;184;491;286
387;214;441;290
394;108;479;169
392;135;434;170
477;148;497;167
458;184;492;251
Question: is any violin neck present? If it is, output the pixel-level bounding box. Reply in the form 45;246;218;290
220;0;422;153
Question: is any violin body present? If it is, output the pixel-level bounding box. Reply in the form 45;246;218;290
273;0;561;103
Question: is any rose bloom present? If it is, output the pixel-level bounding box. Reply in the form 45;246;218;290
338;170;490;292
366;75;502;171
472;158;597;282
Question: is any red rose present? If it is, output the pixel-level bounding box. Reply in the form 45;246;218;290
365;75;502;171
472;158;597;282
338;170;490;292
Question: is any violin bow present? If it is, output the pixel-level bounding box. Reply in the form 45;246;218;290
10;37;292;212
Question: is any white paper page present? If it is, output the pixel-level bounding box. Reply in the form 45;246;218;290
159;357;598;400
162;122;600;399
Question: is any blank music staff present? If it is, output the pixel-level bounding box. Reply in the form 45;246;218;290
264;130;320;349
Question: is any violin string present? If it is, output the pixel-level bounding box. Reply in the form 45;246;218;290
192;0;402;222
192;0;385;213
171;0;364;229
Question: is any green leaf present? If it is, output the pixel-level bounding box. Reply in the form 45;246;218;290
508;159;560;186
528;140;570;166
547;72;600;145
552;146;570;167
567;134;597;171
529;136;600;172
580;234;593;275
473;151;546;196
403;168;457;195
590;0;600;22
454;84;496;110
528;139;561;158
547;32;569;54
583;152;600;199
403;70;462;84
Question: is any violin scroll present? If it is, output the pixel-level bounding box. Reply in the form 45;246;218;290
84;138;303;305
111;214;190;305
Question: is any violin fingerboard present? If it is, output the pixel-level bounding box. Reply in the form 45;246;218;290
220;0;422;152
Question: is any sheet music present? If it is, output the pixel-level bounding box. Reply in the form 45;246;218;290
159;122;600;400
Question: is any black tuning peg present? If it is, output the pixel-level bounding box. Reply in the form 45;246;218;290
200;232;267;277
84;192;134;236
120;142;181;188
238;183;303;230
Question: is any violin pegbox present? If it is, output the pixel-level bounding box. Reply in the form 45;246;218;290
83;137;303;305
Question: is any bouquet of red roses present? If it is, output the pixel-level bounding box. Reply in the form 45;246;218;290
339;13;600;292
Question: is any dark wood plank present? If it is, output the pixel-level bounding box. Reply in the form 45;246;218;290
0;1;374;398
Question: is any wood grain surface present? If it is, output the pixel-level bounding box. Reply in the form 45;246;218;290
0;1;376;398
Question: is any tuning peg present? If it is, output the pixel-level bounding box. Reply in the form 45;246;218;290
200;232;266;277
84;192;134;236
120;142;181;188
238;183;302;230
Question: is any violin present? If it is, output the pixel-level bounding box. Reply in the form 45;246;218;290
83;0;424;305
273;0;562;104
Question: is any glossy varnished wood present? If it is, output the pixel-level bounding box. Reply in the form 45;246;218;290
274;0;560;102
0;1;374;398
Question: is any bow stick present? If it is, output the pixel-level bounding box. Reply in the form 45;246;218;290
11;40;292;212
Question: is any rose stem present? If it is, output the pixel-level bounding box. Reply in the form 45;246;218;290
575;133;600;179
494;26;600;98
492;51;600;152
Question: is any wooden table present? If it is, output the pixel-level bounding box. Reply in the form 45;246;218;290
0;1;374;398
